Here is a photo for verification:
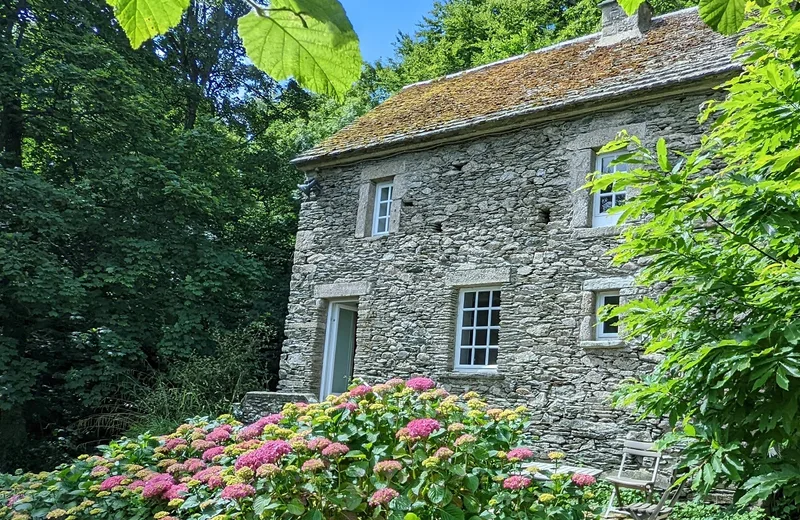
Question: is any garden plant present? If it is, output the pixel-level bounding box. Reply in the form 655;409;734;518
0;378;597;520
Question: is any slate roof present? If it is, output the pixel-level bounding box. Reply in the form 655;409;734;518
294;7;740;167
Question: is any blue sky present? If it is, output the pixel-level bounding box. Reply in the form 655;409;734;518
341;0;436;63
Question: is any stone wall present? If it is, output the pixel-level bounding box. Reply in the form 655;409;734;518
279;93;710;467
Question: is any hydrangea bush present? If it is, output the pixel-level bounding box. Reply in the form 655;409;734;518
1;378;597;520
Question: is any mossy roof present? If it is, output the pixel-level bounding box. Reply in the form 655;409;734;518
294;8;739;167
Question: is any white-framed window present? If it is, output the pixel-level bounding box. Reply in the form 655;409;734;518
372;181;393;236
455;288;501;370
595;291;620;339
592;151;628;228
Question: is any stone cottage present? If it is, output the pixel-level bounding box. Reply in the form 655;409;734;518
273;2;739;464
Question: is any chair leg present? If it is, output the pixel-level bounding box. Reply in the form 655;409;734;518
604;487;618;519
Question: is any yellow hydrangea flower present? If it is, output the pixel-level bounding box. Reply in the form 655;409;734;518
45;509;67;519
463;391;479;400
167;499;184;508
539;493;556;504
154;512;169;519
548;451;565;461
96;491;111;497
89;509;103;515
88;485;100;492
235;467;255;481
422;457;440;468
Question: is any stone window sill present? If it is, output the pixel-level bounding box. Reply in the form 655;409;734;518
580;340;627;350
362;234;390;242
441;370;505;381
571;226;625;239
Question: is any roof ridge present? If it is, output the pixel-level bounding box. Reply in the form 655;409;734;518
400;6;702;92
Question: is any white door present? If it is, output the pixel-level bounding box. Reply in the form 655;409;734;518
320;302;358;400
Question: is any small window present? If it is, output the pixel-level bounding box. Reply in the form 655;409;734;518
372;181;393;236
596;291;620;339
592;152;628;228
455;288;501;370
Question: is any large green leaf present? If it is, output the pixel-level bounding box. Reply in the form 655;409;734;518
698;0;746;35
105;0;190;48
238;0;362;100
617;0;646;15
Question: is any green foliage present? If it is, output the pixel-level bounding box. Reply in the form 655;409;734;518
104;0;362;100
621;0;747;33
0;0;306;472
0;380;598;520
587;0;800;511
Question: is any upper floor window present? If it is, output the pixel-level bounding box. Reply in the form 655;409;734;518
372;181;393;236
455;288;501;370
595;291;620;339
592;151;628;228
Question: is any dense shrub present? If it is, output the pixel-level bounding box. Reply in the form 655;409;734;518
0;379;597;520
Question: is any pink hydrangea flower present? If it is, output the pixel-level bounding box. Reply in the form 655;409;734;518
373;460;403;476
435;447;454;459
128;480;145;491
184;458;205;473
164;438;188;451
191;439;216;452
164;483;188;500
194;466;224;483
235;440;292;470
206;427;231;443
386;378;405;387
406;377;435;391
335;401;358;412
7;495;22;507
349;384;372;397
202;446;225;462
237;414;284;441
142;474;175;499
307;438;332;452
405;418;441;439
207;476;224;490
301;459;326;472
571;473;597;487
166;463;186;475
99;475;126;491
90;465;109;476
455;434;477;446
369;488;400;507
507;448;535;461
220;483;256;500
321;442;350;458
503;475;532;490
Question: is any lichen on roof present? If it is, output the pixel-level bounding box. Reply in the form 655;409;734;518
294;8;739;166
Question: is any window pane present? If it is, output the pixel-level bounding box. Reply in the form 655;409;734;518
603;317;619;334
489;329;499;346
599;195;614;213
491;291;501;307
603;295;620;306
488;348;498;365
377;219;388;234
463;292;476;309
475;329;488;346
460;329;473;347
474;348;487;366
379;186;391;202
463;310;475;327
476;310;489;327
615;193;626;205
601;156;614;173
477;291;491;307
459;348;472;365
490;309;500;326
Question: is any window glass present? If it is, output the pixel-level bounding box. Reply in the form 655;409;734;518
596;291;621;339
456;288;501;369
372;181;393;236
592;151;628;228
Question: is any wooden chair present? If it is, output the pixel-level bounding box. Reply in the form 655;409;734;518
603;440;663;519
617;476;687;520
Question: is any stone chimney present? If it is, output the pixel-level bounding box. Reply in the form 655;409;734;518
597;0;653;46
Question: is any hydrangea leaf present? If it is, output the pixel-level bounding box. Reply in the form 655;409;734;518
698;0;746;35
618;0;646;15
238;0;361;101
105;0;190;48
